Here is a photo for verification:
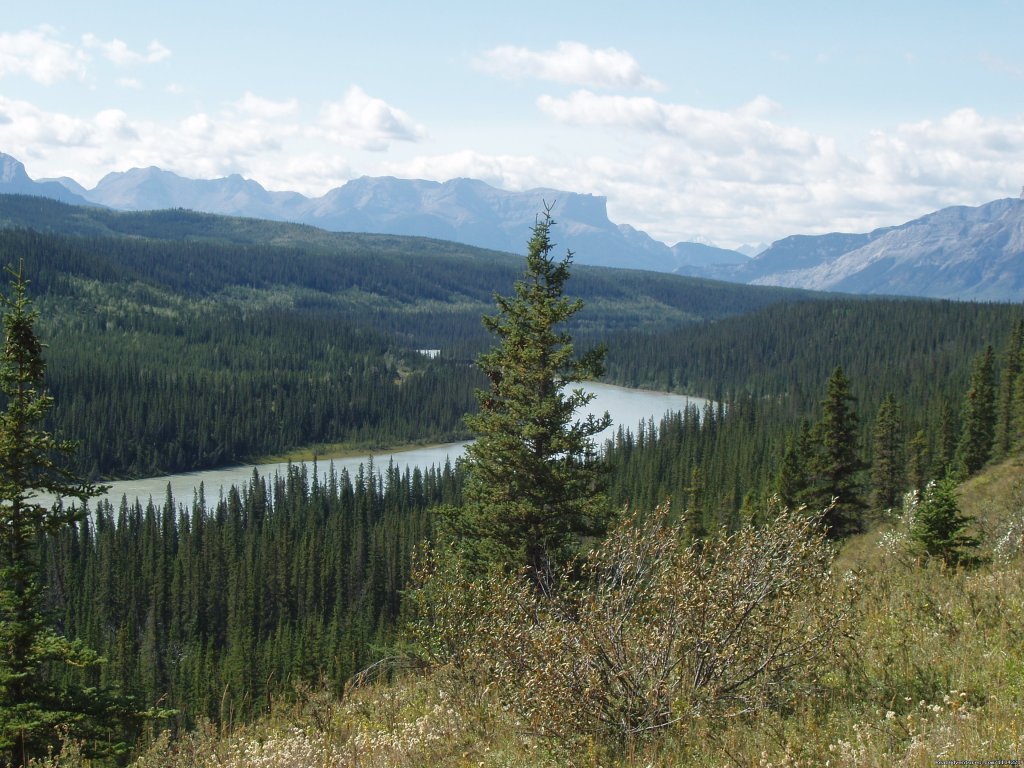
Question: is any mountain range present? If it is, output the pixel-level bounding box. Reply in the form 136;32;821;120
2;151;1022;302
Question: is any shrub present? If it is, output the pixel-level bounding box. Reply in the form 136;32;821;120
409;502;852;752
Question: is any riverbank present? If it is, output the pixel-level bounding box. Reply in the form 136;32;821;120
66;383;703;510
254;437;471;466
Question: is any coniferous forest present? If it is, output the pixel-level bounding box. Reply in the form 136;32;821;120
2;194;1024;765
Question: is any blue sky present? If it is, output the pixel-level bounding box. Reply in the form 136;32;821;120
2;1;1023;247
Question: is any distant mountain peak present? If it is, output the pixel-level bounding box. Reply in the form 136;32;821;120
0;152;93;206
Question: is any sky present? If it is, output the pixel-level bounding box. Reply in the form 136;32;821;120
2;1;1023;249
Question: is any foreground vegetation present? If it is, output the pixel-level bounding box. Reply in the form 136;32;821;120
36;456;1020;767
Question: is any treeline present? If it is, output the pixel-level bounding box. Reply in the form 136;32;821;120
604;310;1024;537
42;460;463;727
603;296;1017;411
43;303;479;477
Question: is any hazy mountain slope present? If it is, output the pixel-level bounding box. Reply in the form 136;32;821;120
749;198;1024;300
0;193;814;330
2;152;748;273
4;151;1022;299
0;153;95;207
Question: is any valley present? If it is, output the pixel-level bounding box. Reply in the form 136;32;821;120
0;192;1021;766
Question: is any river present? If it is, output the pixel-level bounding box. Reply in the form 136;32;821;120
72;382;707;509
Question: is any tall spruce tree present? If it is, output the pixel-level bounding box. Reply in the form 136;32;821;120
0;264;113;765
906;429;930;493
776;420;812;510
870;393;905;512
809;366;866;537
456;208;610;585
956;345;996;477
994;320;1023;458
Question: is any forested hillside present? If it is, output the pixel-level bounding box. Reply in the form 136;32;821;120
1;194;810;477
601;298;1023;521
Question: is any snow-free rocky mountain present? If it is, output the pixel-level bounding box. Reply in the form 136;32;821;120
2;152;1022;301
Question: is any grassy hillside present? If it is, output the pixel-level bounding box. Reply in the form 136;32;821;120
76;456;1019;768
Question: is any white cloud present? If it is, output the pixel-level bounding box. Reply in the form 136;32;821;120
234;91;299;119
0;95;295;189
0;28;169;87
0;96;93;147
94;109;138;140
317;86;426;150
863;109;1024;192
0;26;87;84
4;73;1022;249
538;90;816;162
390;150;550;191
476;41;663;91
82;34;171;66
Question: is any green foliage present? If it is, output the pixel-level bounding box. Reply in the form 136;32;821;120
956;345;997;477
809;366;866;537
910;477;979;565
0;264;122;765
44;459;462;729
454;209;610;582
410;502;849;752
870;393;906;512
993;319;1023;458
776;420;813;511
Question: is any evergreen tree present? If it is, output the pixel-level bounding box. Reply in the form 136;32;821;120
910;477;978;566
0;264;110;765
684;464;707;543
455;208;611;585
809;366;865;537
934;401;959;479
956;345;996;477
870;394;905;512
994;319;1023;458
906;429;930;493
776;421;812;510
1015;369;1024;453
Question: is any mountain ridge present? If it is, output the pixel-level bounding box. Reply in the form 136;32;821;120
3;151;1023;301
0;152;737;274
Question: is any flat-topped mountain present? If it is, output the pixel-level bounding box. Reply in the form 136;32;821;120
1;152;740;273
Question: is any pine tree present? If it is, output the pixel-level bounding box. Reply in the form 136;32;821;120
776;421;812;510
809;366;866;538
0;264;114;765
934;401;959;478
870;394;905;512
956;345;996;477
910;477;978;565
455;208;611;585
994;319;1023;458
906;429;930;492
684;464;707;543
1014;369;1024;453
